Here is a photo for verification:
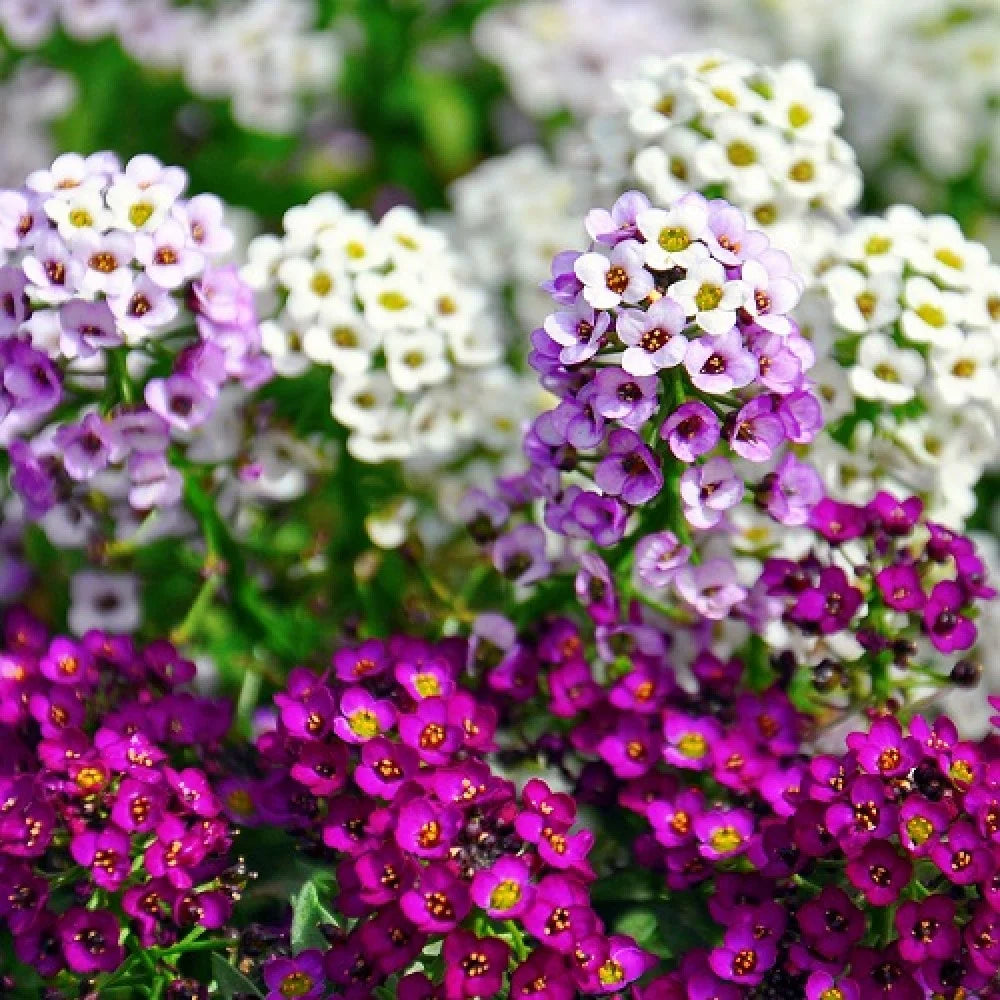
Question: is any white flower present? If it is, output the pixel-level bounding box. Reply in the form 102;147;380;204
331;371;396;431
929;334;999;407
694;114;780;204
900;276;963;348
822;266;900;334
355;270;429;331
261;315;311;377
909;214;992;290
105;178;174;233
44;188;109;241
277;255;346;321
850;333;925;405
316;211;390;272
301;305;379;374
667;254;747;335
384;331;451;393
380;205;447;265
636;194;709;270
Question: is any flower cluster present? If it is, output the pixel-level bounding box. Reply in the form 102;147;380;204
802;204;1000;526
472;0;708;118
702;0;1000;214
589;51;862;266
632;708;1000;998
756;491;996;703
0;608;243;980
471;189;825;620
243;635;653;999
0;0;340;134
244;191;528;466
0;151;268;538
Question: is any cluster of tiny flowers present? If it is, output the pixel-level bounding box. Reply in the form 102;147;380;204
467;189;824;621
0;0;340;134
755;492;996;702
703;0;1000;205
447;144;597;335
0;152;269;541
0;608;243;983
244;192;524;466
235;636;653;999
631;710;1000;999
472;0;709;118
588;51;862;266
801;205;1000;527
0;64;75;188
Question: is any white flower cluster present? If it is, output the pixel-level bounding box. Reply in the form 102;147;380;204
0;0;340;134
0;64;75;188
472;0;707;118
588;51;862;265
244;192;533;465
698;0;1000;206
447;144;595;331
803;205;1000;526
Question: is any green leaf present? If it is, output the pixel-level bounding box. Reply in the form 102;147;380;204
291;881;338;953
211;953;262;999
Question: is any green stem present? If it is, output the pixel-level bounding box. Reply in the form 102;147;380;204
170;571;223;645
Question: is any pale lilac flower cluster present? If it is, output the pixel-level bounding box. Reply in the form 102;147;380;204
467;190;824;620
0;151;269;529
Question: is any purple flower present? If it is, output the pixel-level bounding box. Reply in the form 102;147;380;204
808;497;868;542
660;401;720;462
728;396;785;462
263;950;326;1000
777;389;822;443
663;712;721;770
805;973;860;1000
923;580;976;652
595;428;663;505
617;296;688;375
541;250;583;305
846;840;912;905
740;255;802;337
395;798;461;859
565;490;628;546
56;412;115;481
59;298;122;356
929;821;988;885
635;531;691;588
591;367;659;428
796;886;865;961
895;896;959;963
59;907;125;974
684;329;756;394
586;190;650;245
575;553;619;625
333;687;396;744
790;567;862;634
704;201;768;265
679;456;743;530
674;559;747;620
492;524;550;585
145;373;213;431
575;239;654;310
69;828;132;890
543;298;612;365
708;924;776;986
764;452;823;526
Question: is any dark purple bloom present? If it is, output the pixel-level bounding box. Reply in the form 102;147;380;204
595;428;663;505
59;907;125;974
923;580;976;652
263;949;326;1000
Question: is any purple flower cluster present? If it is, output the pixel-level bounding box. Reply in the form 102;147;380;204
633;711;1000;999
0;151;269;521
527;190;823;554
245;636;654;999
0;607;241;979
754;491;995;697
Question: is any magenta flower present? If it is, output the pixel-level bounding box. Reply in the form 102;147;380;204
442;930;510;999
846;840;912;905
59;907;124;974
895;895;959;963
333;687;396;744
470;856;534;918
263;950;326;1000
694;808;755;860
923;580;977;652
708;924;776;986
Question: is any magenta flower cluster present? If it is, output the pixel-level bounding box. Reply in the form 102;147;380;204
0;608;241;978
245;636;655;1000
0;151;269;521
